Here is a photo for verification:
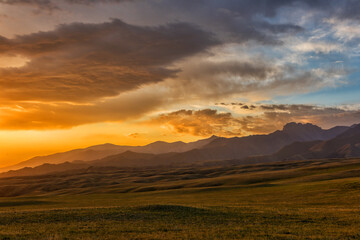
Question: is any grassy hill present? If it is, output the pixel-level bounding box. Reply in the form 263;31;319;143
0;158;360;239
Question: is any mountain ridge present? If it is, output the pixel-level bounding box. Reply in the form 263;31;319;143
0;122;354;178
0;135;220;172
239;124;360;163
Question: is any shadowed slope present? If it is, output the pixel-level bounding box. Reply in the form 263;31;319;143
259;124;360;161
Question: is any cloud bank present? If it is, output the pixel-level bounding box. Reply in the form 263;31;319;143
0;0;358;133
0;19;218;102
149;104;360;137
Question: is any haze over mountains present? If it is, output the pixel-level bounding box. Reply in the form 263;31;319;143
2;122;359;178
0;135;218;172
261;124;360;161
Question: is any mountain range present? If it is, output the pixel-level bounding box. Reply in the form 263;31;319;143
0;135;218;172
261;123;360;161
1;122;359;178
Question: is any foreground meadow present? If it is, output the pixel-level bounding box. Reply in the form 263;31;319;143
0;158;360;239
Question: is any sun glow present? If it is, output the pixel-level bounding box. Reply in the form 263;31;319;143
0;55;29;68
0;122;201;168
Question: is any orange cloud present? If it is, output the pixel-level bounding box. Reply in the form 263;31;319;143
148;105;360;137
149;109;244;137
0;19;222;130
0;87;167;129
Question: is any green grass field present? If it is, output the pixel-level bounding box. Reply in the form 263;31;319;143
1;158;360;239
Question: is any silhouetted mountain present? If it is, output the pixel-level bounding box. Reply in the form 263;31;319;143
251;124;360;162
135;135;219;154
282;122;348;141
0;162;90;178
0;122;352;178
0;136;219;172
0;151;171;178
184;122;349;161
0;143;129;172
308;124;360;159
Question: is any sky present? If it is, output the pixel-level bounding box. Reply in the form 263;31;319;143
0;0;360;166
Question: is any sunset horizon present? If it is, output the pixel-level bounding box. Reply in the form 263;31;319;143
0;120;355;168
0;0;359;167
0;1;360;238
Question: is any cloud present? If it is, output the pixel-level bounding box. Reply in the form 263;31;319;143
168;58;348;101
0;0;357;132
128;132;141;138
326;18;360;42
140;0;307;45
0;84;169;129
292;41;343;53
65;0;132;3
337;0;360;20
147;104;360;137
1;0;306;45
229;103;360;133
0;0;133;11
0;19;218;102
0;52;347;130
0;0;58;11
148;109;243;137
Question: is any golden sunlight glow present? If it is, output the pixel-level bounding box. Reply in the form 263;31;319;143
0;55;29;68
0;122;201;168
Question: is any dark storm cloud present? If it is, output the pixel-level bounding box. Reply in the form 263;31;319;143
3;0;356;45
150;0;360;44
0;19;218;102
163;0;360;22
0;0;308;44
65;0;132;3
144;0;308;45
0;0;58;10
333;0;360;20
0;0;133;10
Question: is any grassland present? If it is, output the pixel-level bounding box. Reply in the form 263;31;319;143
0;158;360;239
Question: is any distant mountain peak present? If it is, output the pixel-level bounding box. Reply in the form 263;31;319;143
146;140;186;146
88;143;118;148
148;141;167;145
208;135;219;139
283;122;321;131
